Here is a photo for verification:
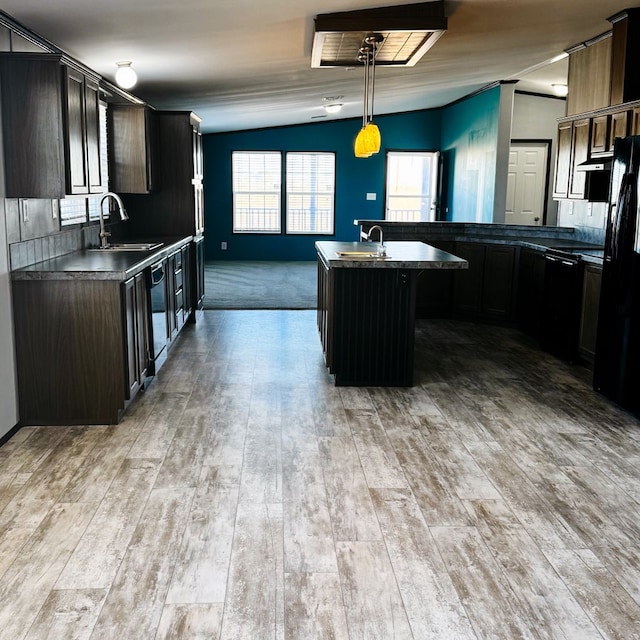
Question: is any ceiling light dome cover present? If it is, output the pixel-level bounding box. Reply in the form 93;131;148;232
115;61;137;89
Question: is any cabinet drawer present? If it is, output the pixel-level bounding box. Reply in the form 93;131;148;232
174;266;183;292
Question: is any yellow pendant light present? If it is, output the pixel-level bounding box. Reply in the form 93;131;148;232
354;127;372;157
354;34;383;158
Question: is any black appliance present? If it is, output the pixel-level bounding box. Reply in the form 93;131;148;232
593;135;640;414
147;260;169;370
542;248;584;362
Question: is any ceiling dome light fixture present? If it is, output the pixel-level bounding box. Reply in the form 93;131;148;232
552;83;568;97
324;103;343;114
115;61;138;89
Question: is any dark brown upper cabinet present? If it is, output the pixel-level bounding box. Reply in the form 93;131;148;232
0;53;66;198
108;104;157;194
64;67;105;195
120;111;204;237
0;53;105;199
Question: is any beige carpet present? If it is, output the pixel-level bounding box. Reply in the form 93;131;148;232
204;261;317;309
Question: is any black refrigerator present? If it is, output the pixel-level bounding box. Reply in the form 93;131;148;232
593;135;640;414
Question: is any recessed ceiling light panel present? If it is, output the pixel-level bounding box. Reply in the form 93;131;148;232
312;1;447;68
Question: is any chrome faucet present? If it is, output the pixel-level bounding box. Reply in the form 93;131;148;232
98;192;129;249
367;224;386;256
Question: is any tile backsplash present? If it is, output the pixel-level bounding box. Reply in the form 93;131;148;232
8;224;100;271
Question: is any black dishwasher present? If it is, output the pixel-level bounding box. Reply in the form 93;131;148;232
147;259;169;371
541;249;584;362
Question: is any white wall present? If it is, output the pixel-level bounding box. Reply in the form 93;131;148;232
511;92;567;225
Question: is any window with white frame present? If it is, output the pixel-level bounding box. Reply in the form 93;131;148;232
286;152;335;234
385;151;440;222
232;151;282;233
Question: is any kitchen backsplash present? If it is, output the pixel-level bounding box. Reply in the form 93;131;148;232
557;200;607;245
8;223;99;271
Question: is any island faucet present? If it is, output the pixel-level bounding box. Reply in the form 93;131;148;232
367;224;386;256
98;192;129;249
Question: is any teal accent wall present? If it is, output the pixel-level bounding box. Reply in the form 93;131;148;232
202;87;503;259
203;109;442;260
440;86;501;222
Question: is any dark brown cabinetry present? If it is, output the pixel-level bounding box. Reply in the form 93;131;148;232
415;240;455;318
569;118;591;199
610;109;629;147
566;35;612;116
590;115;610;157
121;111;205;318
166;249;186;340
453;243;516;320
0;53;104;199
579;263;602;362
0;53;66;198
108;104;157;193
12;278;128;425
453;243;485;315
193;235;205;315
517;248;546;339
122;111;204;236
181;243;192;323
553;121;573;199
124;272;149;399
64;68;104;195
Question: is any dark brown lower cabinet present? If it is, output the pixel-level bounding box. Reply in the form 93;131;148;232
415;240;455;318
453;243;516;321
191;235;205;320
517;248;546;338
124;273;149;400
579;263;603;362
13;279;128;425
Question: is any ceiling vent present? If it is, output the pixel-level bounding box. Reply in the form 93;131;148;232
311;1;447;68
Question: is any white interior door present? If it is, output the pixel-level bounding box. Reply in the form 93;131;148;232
505;143;548;226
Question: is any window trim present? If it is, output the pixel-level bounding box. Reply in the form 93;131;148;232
383;149;441;223
285;151;336;236
231;150;283;235
231;149;337;237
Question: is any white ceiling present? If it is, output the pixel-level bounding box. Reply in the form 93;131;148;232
1;0;635;133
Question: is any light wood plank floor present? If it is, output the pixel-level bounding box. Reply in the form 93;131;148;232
2;310;640;639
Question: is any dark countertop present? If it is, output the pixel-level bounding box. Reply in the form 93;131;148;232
354;220;605;264
315;241;468;269
11;236;193;281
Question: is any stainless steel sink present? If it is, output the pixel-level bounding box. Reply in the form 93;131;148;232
336;250;389;259
89;242;163;252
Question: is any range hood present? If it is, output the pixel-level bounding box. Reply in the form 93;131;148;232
311;1;447;68
576;158;612;171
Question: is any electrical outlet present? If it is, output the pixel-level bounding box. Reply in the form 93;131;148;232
221;241;228;250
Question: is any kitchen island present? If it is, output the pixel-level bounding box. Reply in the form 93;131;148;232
316;240;467;386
